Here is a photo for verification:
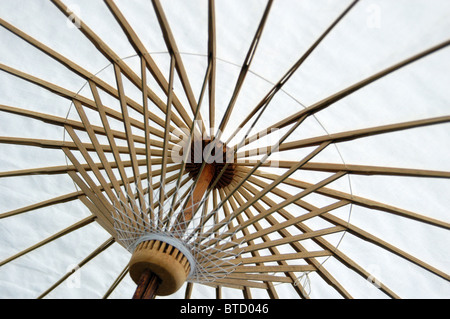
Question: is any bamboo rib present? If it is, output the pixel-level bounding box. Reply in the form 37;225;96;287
278;116;450;152
113;64;147;213
224;200;349;250
320;213;450;281
220;185;281;298
240;39;450;149
0;192;83;219
215;0;273;135
64;123;140;220
237;116;450;158
236;160;450;179
196;144;334;245
226;188;310;298
0;62;171;138
0;215;96;267
65;170;117;234
200;174;347;266
50;0;190;133
151;0;206;135
0;157;173;179
209;265;316;274
205;224;345;262
37;237;115;299
236;181;362;298
62;147;117;215
0;17;172;135
277;39;450;129
226;177;354;298
186;129;327;243
231;172;346;234
0;135;157;156
223;272;294;284
158;54;176;217
102;264;129;299
166;59;213;228
214;188;272;296
230;0;359;142
239;170;442;297
242;171;449;291
140;55;154;215
0;162;183;222
233;181;366;298
248;168;450;230
0;103;170;149
208;0;216;138
104;0;196;132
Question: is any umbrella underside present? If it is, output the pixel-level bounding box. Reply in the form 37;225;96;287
0;0;449;299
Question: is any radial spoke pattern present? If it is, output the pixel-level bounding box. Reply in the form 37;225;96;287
0;0;449;299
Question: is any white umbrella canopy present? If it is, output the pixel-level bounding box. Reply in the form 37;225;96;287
0;0;449;299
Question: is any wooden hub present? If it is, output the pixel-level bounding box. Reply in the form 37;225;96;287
129;239;191;296
185;138;236;189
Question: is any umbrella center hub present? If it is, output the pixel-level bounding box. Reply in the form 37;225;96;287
184;138;236;189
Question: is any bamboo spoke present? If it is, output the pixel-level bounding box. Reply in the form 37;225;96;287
104;0;195;131
166;58;213;228
0;103;168;148
191;142;330;242
102;264;129;299
65;170;117;234
0;62;173;137
151;0;206;134
250;169;450;230
216;0;273;135
158;54;176;218
0;192;82;219
64;123;138;219
276;116;450;152
141;56;154;215
208;0;216;138
113;64;147;213
209;265;316;274
239;168;445;296
0;134;159;156
229;0;359;141
234;180;357;298
220;185;281;298
62;147;116;214
37;237;115;299
50;0;189;133
236;161;450;179
320;213;450;281
242;39;450;147
0;215;96;267
0;17;172;135
232;183;346;298
0;157;172;179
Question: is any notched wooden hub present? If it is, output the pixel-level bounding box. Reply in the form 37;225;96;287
129;239;191;296
184;138;237;189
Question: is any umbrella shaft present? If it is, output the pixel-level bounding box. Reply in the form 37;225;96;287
132;268;160;299
173;163;216;233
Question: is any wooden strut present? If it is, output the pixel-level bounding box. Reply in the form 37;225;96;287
132;268;161;299
132;164;216;299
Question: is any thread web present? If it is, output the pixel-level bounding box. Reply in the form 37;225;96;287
111;178;244;284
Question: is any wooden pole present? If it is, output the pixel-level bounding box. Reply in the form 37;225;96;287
176;164;215;229
132;164;215;299
132;268;161;299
